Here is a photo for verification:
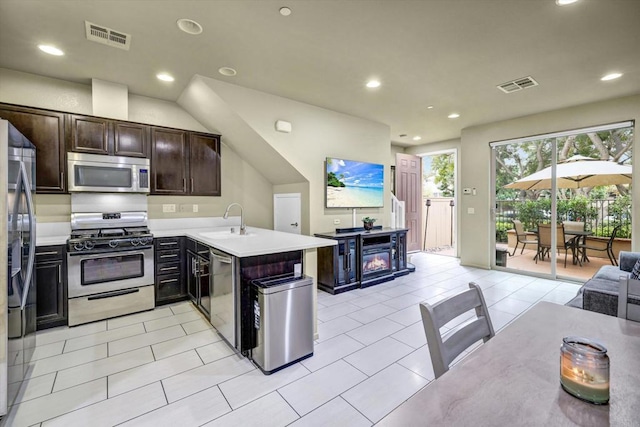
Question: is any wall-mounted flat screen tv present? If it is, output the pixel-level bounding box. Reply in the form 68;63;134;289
326;157;384;208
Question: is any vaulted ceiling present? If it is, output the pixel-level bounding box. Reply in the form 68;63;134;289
1;0;638;146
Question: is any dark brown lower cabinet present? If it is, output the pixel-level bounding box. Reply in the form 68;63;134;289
35;245;68;330
154;237;188;305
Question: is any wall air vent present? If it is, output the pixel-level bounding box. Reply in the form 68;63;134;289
497;76;539;93
85;21;131;51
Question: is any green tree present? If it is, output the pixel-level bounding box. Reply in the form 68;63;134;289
431;154;455;197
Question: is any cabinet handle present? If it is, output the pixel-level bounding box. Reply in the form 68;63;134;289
192;258;197;274
160;254;178;258
36;251;60;256
183;178;186;192
191;178;194;193
60;172;64;186
58;264;62;283
160;266;178;272
159;242;178;246
160;278;179;284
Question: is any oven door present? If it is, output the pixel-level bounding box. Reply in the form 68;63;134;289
67;247;154;298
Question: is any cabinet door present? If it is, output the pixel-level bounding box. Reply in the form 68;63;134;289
151;128;188;194
336;238;359;285
113;121;149;158
189;133;221;196
0;105;66;193
68;115;110;155
36;261;67;329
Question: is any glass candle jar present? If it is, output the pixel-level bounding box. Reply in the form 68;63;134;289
560;336;609;405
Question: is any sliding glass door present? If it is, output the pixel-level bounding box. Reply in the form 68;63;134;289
492;121;633;280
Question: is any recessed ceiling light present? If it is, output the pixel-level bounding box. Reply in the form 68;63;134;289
427;106;434;109
177;18;203;35
218;67;237;77
279;7;292;16
366;80;381;89
601;72;623;81
413;136;422;141
38;44;64;56
556;0;579;5
448;113;460;119
156;73;175;82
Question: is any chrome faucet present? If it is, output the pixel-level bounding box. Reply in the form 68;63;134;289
223;203;246;235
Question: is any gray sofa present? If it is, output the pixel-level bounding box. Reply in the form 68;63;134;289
566;251;640;316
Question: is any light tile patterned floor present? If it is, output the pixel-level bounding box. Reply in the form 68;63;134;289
4;253;581;426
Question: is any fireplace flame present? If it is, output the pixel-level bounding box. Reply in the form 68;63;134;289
363;255;389;272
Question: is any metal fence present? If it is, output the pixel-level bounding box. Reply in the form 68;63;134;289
495;199;632;242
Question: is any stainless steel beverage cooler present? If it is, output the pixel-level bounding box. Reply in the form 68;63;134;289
251;275;314;374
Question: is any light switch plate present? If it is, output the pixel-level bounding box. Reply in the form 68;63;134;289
467;207;475;214
162;204;176;213
193;204;199;212
333;219;341;224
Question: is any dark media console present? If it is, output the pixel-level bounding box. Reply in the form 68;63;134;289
314;227;413;294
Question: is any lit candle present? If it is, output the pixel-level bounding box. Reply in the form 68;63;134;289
560;337;609;404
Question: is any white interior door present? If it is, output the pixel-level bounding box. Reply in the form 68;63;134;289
274;193;301;234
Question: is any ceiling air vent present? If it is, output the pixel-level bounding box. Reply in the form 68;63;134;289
497;76;538;94
85;21;131;51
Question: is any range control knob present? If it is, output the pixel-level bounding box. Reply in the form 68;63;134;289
109;240;119;248
131;239;140;246
140;237;152;246
73;242;84;251
84;240;95;250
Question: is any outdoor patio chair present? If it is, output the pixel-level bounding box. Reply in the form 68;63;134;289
511;220;537;256
563;220;586;261
535;224;571;267
419;282;495;379
579;225;621;266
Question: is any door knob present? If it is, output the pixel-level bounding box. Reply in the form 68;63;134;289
290;222;298;227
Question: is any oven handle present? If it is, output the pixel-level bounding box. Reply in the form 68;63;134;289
68;249;151;259
87;288;140;300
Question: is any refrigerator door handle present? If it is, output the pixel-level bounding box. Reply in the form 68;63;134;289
19;161;36;309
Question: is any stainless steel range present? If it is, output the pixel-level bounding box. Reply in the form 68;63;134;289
67;194;155;326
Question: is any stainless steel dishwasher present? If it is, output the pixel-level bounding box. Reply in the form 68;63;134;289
209;249;236;348
252;274;314;374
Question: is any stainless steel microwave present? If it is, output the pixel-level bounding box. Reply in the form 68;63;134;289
67;152;150;193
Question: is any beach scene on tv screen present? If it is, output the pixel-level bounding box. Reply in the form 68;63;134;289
326;158;384;208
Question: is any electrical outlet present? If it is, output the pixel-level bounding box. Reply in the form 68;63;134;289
193;204;199;213
333;219;341;225
162;204;176;213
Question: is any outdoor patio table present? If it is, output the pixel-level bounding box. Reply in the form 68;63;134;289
565;230;593;264
379;302;640;426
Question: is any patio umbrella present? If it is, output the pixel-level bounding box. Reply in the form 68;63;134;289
504;155;632;191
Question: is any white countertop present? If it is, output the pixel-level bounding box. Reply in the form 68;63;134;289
35;218;338;256
155;226;337;257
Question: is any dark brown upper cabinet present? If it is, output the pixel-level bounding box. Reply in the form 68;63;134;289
68;114;149;158
0;104;66;193
151;128;221;196
189;133;221;196
151;128;189;194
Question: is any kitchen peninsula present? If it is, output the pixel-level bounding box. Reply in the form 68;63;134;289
152;223;336;354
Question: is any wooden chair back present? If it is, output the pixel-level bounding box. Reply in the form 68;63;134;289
419;282;495;379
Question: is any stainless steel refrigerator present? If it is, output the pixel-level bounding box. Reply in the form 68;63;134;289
1;119;37;416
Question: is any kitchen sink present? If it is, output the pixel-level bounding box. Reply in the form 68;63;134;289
200;231;255;240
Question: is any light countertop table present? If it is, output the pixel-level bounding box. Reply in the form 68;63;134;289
379;302;640;426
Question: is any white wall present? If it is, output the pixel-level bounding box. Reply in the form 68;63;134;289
184;77;392;235
459;95;640;268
